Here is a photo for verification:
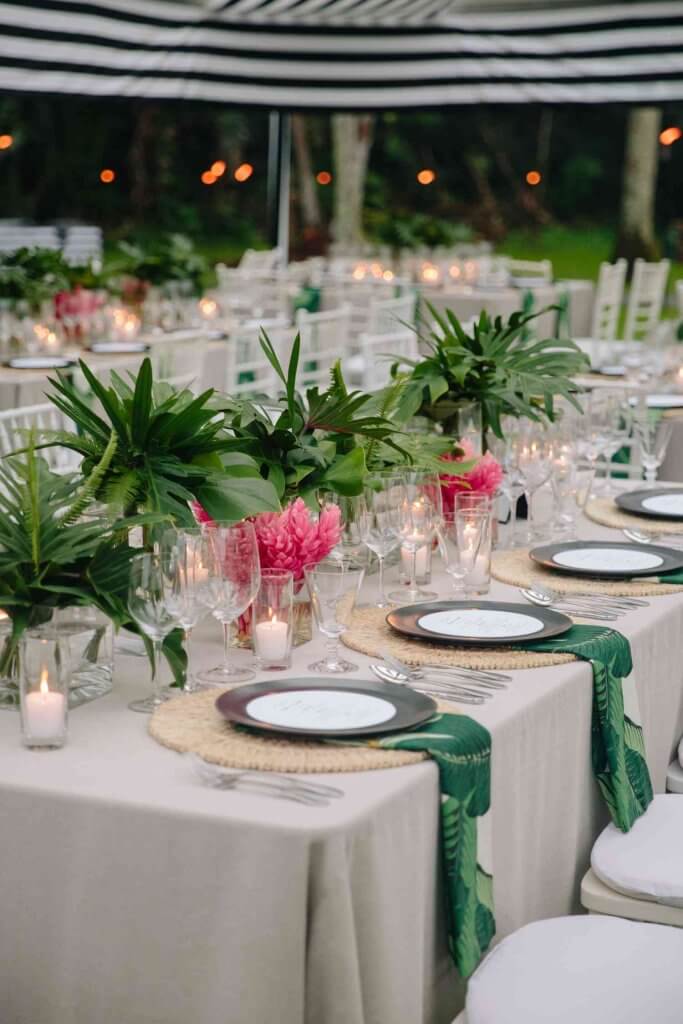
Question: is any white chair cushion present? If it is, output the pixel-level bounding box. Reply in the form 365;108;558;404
466;915;683;1024
592;794;683;906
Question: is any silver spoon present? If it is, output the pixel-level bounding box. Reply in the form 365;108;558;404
370;664;487;705
622;528;683;548
382;650;510;685
382;659;507;692
520;587;619;621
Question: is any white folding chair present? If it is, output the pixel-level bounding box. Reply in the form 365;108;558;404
0;402;79;473
590;259;627;340
367;292;416;335
624;258;670;342
295;306;352;389
349;327;418;391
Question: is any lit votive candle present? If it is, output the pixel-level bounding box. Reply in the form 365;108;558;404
22;669;67;748
401;542;429;579
254;615;290;664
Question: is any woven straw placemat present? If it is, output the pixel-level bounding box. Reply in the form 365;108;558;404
341;606;576;670
585;496;683;536
491;547;683;597
149;689;439;773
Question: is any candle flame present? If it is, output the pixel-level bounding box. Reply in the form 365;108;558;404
39;668;49;695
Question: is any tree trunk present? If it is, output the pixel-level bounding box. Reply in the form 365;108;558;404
129;104;157;219
331;114;374;247
292;114;321;230
615;106;661;262
465;152;506;240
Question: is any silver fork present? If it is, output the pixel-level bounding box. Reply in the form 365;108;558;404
382;651;510;688
188;754;343;805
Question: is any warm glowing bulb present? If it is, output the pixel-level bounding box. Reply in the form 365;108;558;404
201;170;217;185
417;169;436;185
526;170;542;186
316;170;332;185
211;160;226;176
100;168;115;184
234;163;253;182
199;297;218;318
0;134;13;150
660;126;682;146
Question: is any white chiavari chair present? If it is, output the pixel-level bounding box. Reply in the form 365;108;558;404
349;327;419;391
366;292;416;335
623;258;670;342
224;322;290;399
589;258;627;341
150;334;208;393
0;402;79;473
295;305;352;389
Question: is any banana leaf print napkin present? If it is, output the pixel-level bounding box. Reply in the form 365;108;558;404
522;624;653;832
365;713;494;979
658;570;683;584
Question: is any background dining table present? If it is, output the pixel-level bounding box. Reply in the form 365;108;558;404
1;503;683;1024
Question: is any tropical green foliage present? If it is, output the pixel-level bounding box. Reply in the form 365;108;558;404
0;247;71;306
43;357;280;525
0;442;185;685
392;305;589;438
218;333;415;504
111;234;208;295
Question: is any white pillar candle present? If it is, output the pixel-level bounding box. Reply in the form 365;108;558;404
254;616;289;661
401;543;428;578
24;672;66;741
468;553;490;586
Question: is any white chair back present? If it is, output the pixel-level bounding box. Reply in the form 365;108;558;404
237;248;282;273
296;306;352;389
506;258;553;283
150;335;208;393
0;402;79;473
354;328;419;391
624;258;670;342
62;225;103;267
367;293;416;335
225;323;291;399
590;259;627;340
0;225;61;254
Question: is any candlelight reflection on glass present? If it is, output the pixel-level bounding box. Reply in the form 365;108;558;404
20;632;70;749
252;569;293;671
455;508;492;597
389;495;437;605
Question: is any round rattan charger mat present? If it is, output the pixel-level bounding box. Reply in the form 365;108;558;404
340;606;576;670
491;548;683;597
585;496;683;536
149;689;447;773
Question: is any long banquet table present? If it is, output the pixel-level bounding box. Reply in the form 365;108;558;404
2;508;683;1024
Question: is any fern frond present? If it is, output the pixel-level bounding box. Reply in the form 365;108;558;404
61;430;118;528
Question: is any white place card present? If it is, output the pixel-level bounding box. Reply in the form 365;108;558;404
418;608;545;639
246;690;397;730
552;547;664;572
640;494;683;516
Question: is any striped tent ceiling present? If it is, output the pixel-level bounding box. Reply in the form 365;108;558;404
0;0;682;108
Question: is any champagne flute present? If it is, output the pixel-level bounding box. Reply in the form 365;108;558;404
127;550;183;713
197;521;261;686
358;471;405;608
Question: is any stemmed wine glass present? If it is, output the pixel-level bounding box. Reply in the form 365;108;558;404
197;521;261;686
516;435;553;544
168;528;215;693
317;491;365;562
634;417;673;487
358;471;405;608
304;558;365;674
127;550;183;713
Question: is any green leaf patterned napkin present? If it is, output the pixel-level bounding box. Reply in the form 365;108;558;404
658;570;683;584
366;713;494;979
522;624;653;832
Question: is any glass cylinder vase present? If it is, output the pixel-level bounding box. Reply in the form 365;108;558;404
20;630;70;749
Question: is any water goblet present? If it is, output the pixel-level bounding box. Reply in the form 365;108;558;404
304;558;365;674
634;417;673;487
127;550;183;713
169;528;215;692
358;472;405;608
196;521;261;686
388;494;437;604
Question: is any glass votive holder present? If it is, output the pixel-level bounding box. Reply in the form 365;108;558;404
20;630;70;749
455;508;492;597
252;569;294;670
399;539;433;585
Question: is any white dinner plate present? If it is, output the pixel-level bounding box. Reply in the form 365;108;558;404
6;355;74;370
246;690;397;730
88;341;149;354
531;541;683;578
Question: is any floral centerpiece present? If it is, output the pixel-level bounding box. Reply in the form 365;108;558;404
439;439;503;514
195;497;342;645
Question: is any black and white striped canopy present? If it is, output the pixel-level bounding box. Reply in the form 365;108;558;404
1;0;682;108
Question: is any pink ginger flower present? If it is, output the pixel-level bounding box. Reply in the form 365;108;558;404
440;439;503;514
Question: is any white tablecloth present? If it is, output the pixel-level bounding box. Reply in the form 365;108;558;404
2;510;683;1024
419;279;594;340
